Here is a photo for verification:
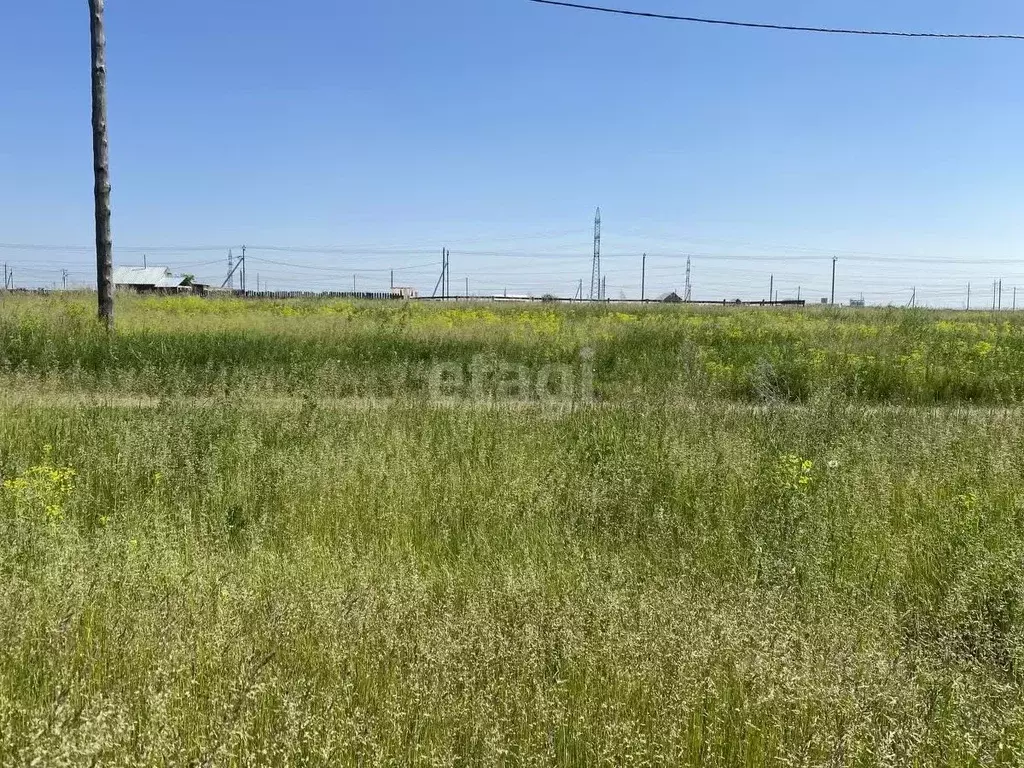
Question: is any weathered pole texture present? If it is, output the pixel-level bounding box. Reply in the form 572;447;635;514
89;0;114;327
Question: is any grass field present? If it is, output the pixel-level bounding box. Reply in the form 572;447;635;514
2;293;1024;766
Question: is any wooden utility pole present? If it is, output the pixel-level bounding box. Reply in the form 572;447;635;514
641;253;646;302
444;249;450;299
89;0;114;328
831;257;837;305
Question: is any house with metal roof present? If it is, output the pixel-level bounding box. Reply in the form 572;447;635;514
113;266;189;292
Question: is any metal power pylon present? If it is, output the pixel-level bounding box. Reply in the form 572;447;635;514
590;208;601;300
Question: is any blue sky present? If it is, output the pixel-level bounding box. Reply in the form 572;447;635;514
3;0;1024;305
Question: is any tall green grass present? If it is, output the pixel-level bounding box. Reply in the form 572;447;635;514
1;400;1023;765
2;292;1024;403
1;294;1024;765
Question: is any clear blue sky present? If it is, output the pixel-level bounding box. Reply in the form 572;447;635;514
3;0;1024;305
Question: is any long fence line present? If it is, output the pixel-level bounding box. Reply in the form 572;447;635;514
210;287;809;306
0;285;809;307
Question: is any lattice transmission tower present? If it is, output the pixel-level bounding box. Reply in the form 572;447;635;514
589;208;602;300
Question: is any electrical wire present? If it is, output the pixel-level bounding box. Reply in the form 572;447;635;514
3;242;1021;308
8;242;1024;267
246;256;439;274
528;0;1024;40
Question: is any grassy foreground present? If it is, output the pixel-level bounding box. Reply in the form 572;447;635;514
1;294;1024;766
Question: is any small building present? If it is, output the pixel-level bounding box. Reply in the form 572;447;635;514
660;291;683;303
113;266;189;293
390;286;419;300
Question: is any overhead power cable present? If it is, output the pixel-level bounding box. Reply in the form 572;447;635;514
528;0;1024;40
246;256;438;274
0;243;234;253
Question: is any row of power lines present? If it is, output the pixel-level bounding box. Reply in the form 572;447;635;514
6;232;1024;309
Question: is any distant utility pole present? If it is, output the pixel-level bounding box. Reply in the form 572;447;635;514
601;275;607;302
797;286;801;302
465;277;469;298
88;0;114;328
641;253;646;302
221;249;244;290
999;279;1003;310
831;257;837;305
590;208;601;300
241;245;246;293
769;274;774;304
967;282;971;310
61;269;69;290
431;248;450;299
684;257;692;302
993;280;998;311
390;270;394;291
1014;286;1017;311
434;251;443;298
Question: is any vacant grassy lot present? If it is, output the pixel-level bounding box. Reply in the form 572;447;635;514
2;294;1024;766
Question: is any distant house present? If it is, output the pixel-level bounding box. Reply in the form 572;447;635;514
113;266;189;293
660;291;683;303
